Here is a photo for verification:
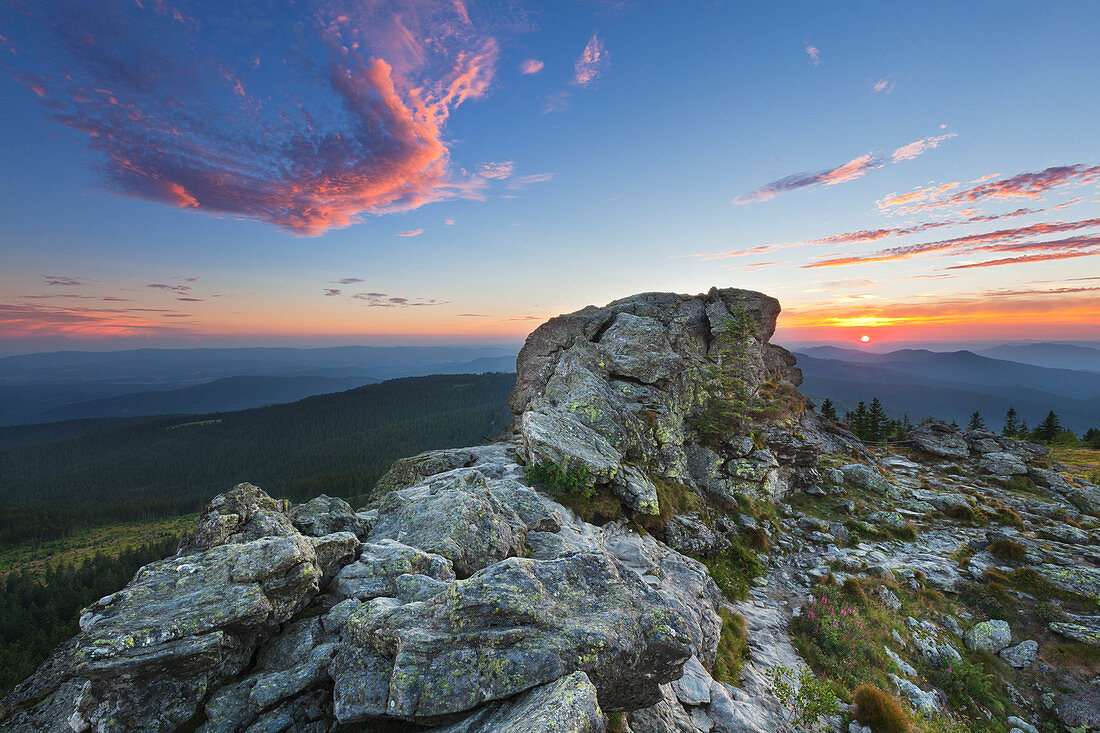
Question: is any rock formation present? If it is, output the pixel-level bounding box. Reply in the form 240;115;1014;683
2;287;1098;733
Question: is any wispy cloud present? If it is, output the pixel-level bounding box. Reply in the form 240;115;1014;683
397;229;424;237
507;172;554;189
692;208;1039;261
6;1;501;235
520;58;544;75
878;164;1100;215
573;33;607;86
805;45;821;66
334;278;364;285
478;161;514;179
44;276;88;287
891;133;956;162
147;283;192;293
804;219;1100;269
0;302;192;338
323;288;342;297
872;78;894;94
734;134;956;204
350;292;446;307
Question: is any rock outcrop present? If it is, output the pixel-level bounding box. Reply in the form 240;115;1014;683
3;287;1098;733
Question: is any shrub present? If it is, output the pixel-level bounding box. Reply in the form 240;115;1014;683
789;588;888;688
852;684;911;733
767;665;839;732
944;504;977;522
849;686;910;730
842;577;865;599
926;654;1005;722
525;460;593;497
988;538;1026;563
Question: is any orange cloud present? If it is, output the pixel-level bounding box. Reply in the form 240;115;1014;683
891;133;956;163
804;219;1100;268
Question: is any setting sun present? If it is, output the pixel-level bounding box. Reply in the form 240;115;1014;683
861;335;871;342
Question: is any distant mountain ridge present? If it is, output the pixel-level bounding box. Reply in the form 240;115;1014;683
793;347;1100;431
0;346;518;426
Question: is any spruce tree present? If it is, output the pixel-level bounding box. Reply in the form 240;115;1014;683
967;411;985;430
1035;410;1062;444
867;398;889;442
820;398;837;422
1002;407;1019;437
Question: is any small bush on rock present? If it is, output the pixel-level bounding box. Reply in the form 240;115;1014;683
852;684;911;732
988;538;1026;563
525;460;593;497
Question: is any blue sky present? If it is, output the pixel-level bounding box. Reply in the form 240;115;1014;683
2;0;1098;353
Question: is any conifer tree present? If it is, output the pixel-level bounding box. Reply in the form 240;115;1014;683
967;411;985;430
1002;407;1019;437
867;398;889;442
1035;410;1062;444
820;398;837;422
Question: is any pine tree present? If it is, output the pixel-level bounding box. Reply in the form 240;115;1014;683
867;398;889;442
820;398;837;422
1035;410;1062;444
967;411;985;430
844;401;870;440
1002;407;1019;437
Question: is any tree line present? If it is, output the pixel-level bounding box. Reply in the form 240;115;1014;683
0;373;515;547
818;397;1099;449
0;536;180;696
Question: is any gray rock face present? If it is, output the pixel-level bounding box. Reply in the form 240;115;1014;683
510;288;857;512
289;494;368;537
429;671;603;733
980;451;1028;476
330;552;693;722
368;470;539;577
1000;639;1038;668
964;619;1012;654
908;423;970;460
333;538;455;601
841;463;894;494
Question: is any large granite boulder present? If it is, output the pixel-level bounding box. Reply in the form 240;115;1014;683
908;423;970;460
330;552;694;723
511;288;854;511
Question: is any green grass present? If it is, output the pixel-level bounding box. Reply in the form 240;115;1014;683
0;514;194;577
712;608;750;684
697;539;764;602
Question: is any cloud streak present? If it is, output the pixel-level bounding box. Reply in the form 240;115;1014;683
6;0;503;235
734;134;956;204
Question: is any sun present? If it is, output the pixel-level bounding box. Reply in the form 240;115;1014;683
860;335;871;343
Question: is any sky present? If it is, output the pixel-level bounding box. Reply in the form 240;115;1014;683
2;0;1099;355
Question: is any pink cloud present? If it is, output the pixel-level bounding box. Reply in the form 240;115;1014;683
478;161;514;179
891;133;956;162
520;58;544;75
573;33;607;86
735;134;956;204
805;45;821;66
872;78;893;94
397;228;424;237
8;1;501;235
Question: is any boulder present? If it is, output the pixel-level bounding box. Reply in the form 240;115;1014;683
429;671;603;733
289;495;368;537
840;464;893;494
1000;640;1038;668
908;423;970;460
964;620;1012;654
979;452;1028;476
368;470;532;577
330;552;693;723
333;538;455;601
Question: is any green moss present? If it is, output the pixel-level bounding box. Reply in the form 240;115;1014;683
697;539;763;602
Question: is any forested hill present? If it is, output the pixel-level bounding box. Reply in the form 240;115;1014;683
0;372;514;545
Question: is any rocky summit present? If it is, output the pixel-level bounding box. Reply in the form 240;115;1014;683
2;287;1099;733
